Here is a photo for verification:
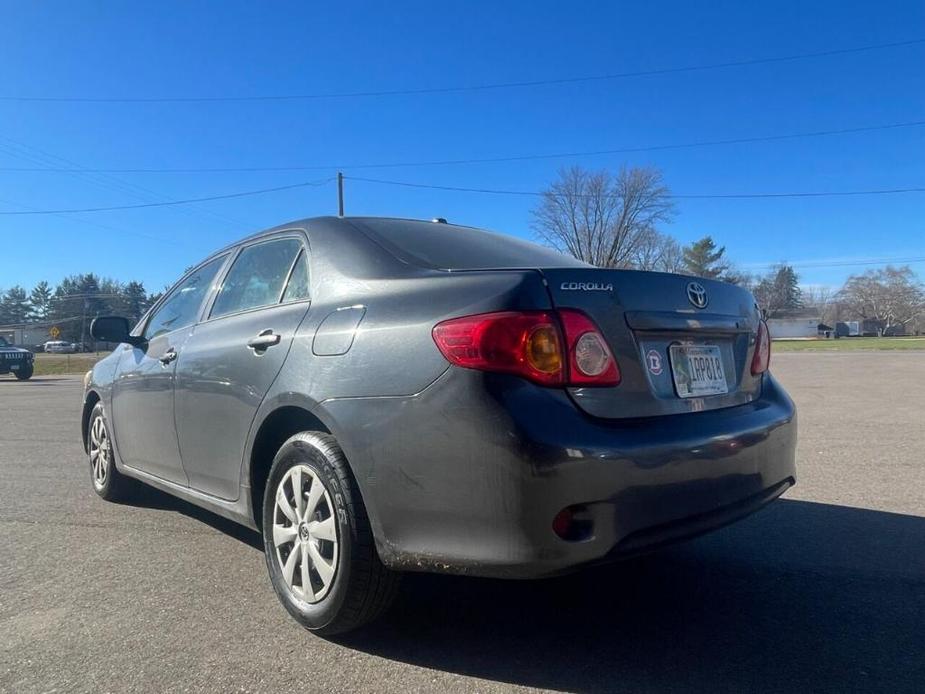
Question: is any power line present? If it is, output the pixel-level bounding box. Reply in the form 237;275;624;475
5;173;920;216
0;177;334;215
5;168;924;217
791;256;925;268
748;256;925;270
2;37;923;103
2;119;923;174
0;193;200;246
0;136;253;232
345;175;925;199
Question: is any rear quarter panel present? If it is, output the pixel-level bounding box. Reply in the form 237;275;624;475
268;269;552;403
249;267;553;534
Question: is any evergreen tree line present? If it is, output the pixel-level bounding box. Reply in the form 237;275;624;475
0;275;162;343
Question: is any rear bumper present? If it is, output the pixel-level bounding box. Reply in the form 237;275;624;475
605;477;791;560
318;369;797;579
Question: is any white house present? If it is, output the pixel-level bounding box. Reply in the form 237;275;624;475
767;317;819;339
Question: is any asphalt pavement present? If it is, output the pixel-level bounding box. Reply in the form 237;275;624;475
1;352;923;693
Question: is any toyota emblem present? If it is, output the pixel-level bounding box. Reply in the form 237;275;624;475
687;282;708;309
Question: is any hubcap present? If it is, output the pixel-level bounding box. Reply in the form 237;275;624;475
272;465;339;603
88;415;110;490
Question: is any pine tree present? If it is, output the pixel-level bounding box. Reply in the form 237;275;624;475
777;265;803;310
122;281;149;322
682;237;729;279
29;281;53;320
0;286;30;324
48;275;95;342
754;265;803;318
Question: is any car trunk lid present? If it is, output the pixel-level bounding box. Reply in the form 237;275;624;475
540;268;762;419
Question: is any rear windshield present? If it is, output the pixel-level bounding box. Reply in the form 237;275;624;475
350;218;587;270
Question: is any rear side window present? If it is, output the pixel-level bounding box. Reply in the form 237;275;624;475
210;238;302;318
145;255;227;339
281;249;310;302
352;218;587;270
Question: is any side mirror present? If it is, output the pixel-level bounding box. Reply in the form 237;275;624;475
90;316;143;346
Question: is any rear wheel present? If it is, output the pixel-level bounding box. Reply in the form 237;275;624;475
262;432;400;635
87;403;132;501
13;365;33;380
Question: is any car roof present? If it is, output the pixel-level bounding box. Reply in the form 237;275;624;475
185;216;476;274
217;216;464;248
204;215;580;272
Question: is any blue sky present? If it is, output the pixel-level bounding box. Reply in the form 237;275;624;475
0;1;923;295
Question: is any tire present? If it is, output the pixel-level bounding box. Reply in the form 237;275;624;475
13;365;33;380
86;403;133;501
262;432;400;635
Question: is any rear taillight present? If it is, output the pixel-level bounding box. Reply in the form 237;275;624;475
432;310;619;387
751;320;771;375
558;309;620;386
432;311;564;386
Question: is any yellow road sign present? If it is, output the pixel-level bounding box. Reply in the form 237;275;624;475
49;326;60;339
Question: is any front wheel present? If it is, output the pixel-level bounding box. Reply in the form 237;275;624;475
13;365;33;380
262;432;400;635
87;403;133;501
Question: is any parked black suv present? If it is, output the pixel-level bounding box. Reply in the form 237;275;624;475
0;337;34;380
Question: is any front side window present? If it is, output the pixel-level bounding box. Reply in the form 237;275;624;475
145;255;227;339
210;238;303;318
0;337;9;347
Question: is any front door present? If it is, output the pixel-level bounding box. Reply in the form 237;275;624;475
174;236;311;499
110;254;228;484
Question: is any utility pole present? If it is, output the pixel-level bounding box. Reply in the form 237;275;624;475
337;172;344;217
82;298;88;347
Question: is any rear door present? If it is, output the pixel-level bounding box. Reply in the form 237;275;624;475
174;233;311;500
111;254;229;484
541;268;762;418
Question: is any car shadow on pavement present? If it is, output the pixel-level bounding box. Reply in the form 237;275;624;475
120;486;924;692
337;499;925;693
121;484;264;551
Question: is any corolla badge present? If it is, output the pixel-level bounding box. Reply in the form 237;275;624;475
560;282;613;292
686;281;708;309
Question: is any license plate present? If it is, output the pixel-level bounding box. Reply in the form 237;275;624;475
669;344;728;398
10;364;19;370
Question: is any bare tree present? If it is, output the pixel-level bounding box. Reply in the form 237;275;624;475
630;229;685;273
837;266;925;332
658;236;686;274
802;285;832;310
628;228;661;271
721;265;753;288
802;285;836;324
531;166;674;268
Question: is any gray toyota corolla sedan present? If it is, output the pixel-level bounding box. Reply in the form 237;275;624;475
83;216;796;634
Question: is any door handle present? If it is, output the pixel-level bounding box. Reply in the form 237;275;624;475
159;348;178;365
247;329;281;351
